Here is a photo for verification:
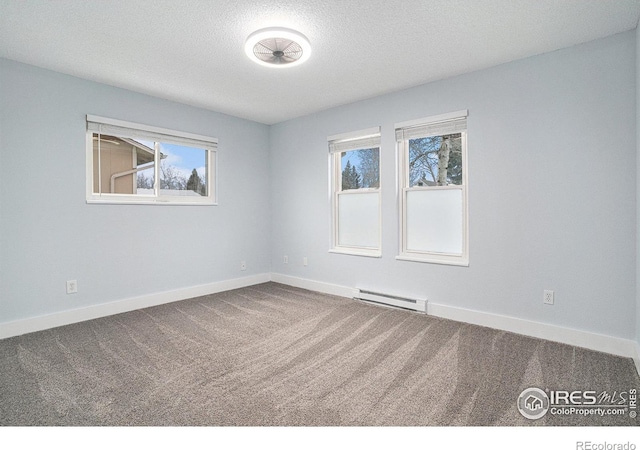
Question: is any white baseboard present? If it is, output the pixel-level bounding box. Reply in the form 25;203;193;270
427;302;638;360
0;273;271;340
271;273;640;369
270;273;353;298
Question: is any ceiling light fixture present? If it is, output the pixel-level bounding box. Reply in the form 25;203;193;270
244;27;311;68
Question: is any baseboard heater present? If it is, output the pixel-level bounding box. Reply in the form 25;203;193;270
353;288;427;313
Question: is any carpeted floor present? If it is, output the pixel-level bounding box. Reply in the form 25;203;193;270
1;282;638;426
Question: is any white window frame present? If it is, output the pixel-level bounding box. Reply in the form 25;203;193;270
396;110;468;266
86;115;217;205
328;127;382;258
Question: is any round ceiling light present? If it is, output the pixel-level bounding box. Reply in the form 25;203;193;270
245;27;311;68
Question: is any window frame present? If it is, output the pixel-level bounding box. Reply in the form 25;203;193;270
328;127;382;258
395;110;469;266
86;115;217;205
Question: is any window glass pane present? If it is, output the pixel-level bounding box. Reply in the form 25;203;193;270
135;165;155;195
92;133;155;195
340;147;379;190
338;192;379;248
406;189;463;255
158;143;208;197
408;133;462;187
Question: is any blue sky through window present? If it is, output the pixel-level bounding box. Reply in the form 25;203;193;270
341;151;360;171
160;143;207;180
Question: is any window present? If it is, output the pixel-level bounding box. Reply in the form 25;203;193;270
86;115;217;205
396;110;468;266
328;127;381;257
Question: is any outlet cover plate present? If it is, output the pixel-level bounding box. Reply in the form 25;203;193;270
543;290;554;305
66;280;78;294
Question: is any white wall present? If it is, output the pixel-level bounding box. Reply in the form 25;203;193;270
0;59;271;325
270;31;637;340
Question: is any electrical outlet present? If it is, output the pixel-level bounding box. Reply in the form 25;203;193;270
303;257;308;266
543;290;554;305
240;261;247;271
284;255;288;264
66;280;78;294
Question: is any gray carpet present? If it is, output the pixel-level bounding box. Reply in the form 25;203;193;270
1;282;638;426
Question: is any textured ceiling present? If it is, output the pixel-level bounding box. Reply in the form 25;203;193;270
1;0;639;125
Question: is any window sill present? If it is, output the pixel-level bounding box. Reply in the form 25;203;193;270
329;248;382;258
396;254;468;267
87;197;217;206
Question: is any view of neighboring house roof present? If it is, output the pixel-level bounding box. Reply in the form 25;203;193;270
416;178;437;187
96;134;167;165
119;137;155;165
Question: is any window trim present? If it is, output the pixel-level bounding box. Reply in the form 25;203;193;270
395;110;469;266
85;115;218;205
328;127;382;258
